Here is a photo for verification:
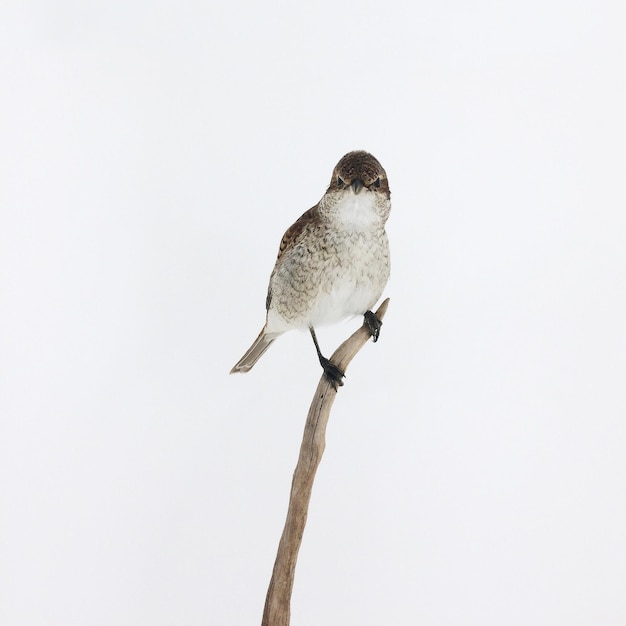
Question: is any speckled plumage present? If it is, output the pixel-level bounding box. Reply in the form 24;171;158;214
231;150;391;375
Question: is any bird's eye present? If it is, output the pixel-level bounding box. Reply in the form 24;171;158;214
337;176;345;188
373;177;381;188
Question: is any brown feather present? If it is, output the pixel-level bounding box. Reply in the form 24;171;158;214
276;206;318;261
266;206;319;310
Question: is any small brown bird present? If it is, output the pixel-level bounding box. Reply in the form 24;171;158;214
230;150;391;386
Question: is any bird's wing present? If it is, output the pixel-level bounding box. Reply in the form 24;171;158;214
265;206;318;311
276;206;317;261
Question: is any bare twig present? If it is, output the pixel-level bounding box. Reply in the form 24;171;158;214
261;298;390;626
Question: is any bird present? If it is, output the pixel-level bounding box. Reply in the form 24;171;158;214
230;150;391;387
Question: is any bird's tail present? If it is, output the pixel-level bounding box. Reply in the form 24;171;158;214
230;328;277;374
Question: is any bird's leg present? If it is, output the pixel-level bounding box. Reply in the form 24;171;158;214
309;326;345;388
364;310;383;342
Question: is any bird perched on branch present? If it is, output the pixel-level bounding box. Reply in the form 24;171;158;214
230;150;391;387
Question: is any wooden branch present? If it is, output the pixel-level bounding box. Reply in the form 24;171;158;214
261;298;390;626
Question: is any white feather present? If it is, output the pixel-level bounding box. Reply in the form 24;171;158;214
334;191;380;230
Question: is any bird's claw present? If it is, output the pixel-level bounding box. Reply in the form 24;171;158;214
320;356;345;389
364;310;383;342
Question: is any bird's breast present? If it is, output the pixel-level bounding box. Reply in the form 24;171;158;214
306;228;390;327
266;203;390;332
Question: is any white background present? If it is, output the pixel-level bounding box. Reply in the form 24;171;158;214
2;1;626;624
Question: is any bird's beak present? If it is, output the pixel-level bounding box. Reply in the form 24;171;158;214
351;178;364;194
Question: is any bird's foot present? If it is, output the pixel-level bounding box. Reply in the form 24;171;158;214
319;356;345;389
364;310;383;342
